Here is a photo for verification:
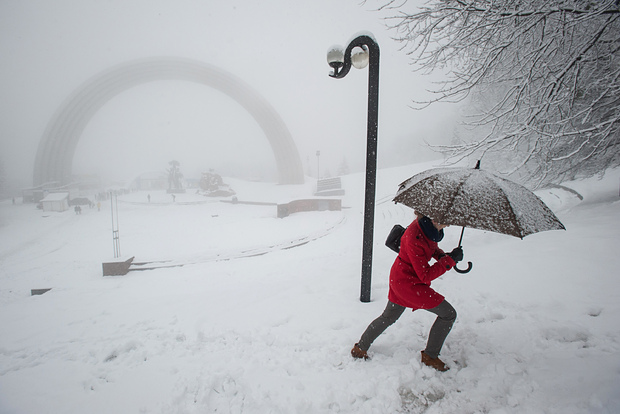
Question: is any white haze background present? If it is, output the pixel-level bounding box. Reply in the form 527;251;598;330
0;0;455;188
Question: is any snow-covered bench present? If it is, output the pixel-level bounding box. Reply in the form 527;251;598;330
315;177;345;196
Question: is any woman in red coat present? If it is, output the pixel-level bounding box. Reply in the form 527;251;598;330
351;213;463;371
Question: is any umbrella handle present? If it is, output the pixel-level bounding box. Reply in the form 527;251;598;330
454;261;473;274
454;226;473;273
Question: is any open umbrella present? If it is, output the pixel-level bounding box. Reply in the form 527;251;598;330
393;162;565;273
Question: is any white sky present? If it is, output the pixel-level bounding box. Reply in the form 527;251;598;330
0;0;461;187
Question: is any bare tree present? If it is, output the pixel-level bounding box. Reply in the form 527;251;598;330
380;0;620;187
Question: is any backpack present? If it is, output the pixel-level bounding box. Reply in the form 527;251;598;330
385;224;406;253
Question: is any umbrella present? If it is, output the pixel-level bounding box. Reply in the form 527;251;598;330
393;162;565;272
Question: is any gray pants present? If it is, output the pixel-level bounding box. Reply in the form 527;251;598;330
357;300;456;359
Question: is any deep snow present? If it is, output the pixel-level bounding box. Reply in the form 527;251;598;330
1;162;619;413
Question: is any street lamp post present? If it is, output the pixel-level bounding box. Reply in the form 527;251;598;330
327;34;379;303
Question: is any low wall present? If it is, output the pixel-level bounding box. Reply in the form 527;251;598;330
102;256;135;276
277;199;341;218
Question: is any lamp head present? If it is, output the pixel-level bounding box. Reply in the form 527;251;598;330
327;46;344;74
351;46;369;69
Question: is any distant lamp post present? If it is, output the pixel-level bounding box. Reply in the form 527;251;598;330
327;34;379;303
110;191;121;258
316;150;321;179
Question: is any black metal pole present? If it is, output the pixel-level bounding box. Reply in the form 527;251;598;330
329;35;380;303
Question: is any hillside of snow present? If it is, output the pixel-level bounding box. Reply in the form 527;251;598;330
1;162;619;413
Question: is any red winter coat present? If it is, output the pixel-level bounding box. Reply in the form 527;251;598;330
388;218;456;310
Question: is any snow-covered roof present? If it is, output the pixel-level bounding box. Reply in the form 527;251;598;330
134;171;167;180
40;192;69;202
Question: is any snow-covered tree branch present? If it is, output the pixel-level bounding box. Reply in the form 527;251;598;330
381;0;620;187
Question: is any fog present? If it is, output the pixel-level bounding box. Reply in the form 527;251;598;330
0;0;460;190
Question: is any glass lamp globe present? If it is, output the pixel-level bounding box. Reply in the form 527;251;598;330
327;46;345;69
351;46;369;69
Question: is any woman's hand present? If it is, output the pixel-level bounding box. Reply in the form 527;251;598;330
448;247;463;263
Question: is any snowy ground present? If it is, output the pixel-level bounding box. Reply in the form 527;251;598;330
1;162;619;414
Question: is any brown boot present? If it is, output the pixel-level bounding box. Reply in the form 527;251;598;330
351;343;369;360
421;351;449;372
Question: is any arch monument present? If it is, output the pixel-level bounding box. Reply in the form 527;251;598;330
33;57;304;186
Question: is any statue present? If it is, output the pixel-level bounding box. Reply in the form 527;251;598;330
167;160;185;193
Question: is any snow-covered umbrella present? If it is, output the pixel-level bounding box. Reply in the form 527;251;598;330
393;162;565;272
